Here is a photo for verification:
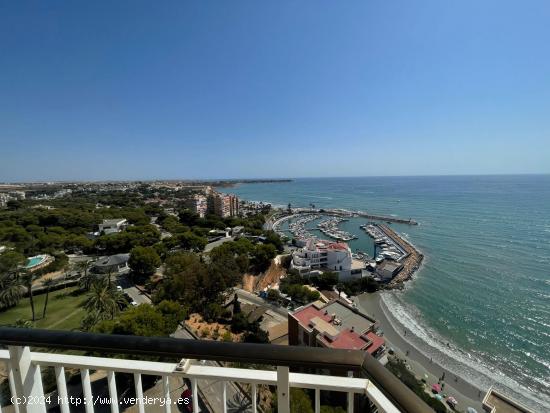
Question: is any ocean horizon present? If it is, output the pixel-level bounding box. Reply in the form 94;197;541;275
228;174;550;412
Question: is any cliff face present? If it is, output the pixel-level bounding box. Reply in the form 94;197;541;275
242;257;287;293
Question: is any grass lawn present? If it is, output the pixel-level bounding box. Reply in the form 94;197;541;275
0;287;88;330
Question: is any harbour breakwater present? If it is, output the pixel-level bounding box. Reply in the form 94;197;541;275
272;207;418;225
376;224;424;289
355;212;418;225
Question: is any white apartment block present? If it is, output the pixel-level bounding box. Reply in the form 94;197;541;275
291;238;360;281
99;218;128;234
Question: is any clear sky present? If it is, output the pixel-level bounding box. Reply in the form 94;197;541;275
1;1;549;181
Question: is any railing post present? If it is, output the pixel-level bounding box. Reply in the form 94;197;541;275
276;366;290;413
54;367;70;413
222;381;227;413
347;371;354;413
8;346;46;413
191;378;199;413
7;362;20;413
133;373;145;413
107;371;119;413
80;369;94;413
315;388;320;413
161;376;171;413
252;383;258;413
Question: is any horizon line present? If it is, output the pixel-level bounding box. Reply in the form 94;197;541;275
1;172;549;185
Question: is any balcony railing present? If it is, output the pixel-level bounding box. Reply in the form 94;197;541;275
0;328;432;413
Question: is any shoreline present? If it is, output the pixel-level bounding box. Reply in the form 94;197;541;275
355;291;485;412
238;191;549;412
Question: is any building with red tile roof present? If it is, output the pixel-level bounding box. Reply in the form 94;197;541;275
288;299;385;359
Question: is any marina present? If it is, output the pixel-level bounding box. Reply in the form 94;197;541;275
316;216;357;241
287;213;320;241
272;208;423;288
277;212;361;244
361;223;408;262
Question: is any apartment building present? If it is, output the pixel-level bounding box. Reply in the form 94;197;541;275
184;194;208;218
288;299;385;360
208;192;239;218
290;238;365;281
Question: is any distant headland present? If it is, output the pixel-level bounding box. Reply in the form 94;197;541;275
212;178;292;188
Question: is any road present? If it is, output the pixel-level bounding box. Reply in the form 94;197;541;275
120;277;252;412
234;288;290;319
204;236;235;252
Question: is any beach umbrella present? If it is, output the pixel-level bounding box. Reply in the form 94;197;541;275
466;408;478;413
431;383;442;393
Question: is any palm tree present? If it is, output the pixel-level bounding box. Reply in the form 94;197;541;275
21;271;36;321
41;277;55;318
76;260;93;291
0;251;26;279
0;273;24;309
84;279;125;322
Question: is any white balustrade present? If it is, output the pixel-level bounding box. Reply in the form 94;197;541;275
0;348;400;413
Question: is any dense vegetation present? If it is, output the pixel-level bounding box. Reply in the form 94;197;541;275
0;192;280;310
94;300;185;338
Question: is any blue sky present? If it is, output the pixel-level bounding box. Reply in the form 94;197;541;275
1;1;549;181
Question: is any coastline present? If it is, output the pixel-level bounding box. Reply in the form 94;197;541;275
213;178;292;188
231;179;550;413
355;291;485;412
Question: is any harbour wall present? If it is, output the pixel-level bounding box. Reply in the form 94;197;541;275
377;224;424;288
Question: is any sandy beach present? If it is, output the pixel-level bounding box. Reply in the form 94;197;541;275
355;291;484;413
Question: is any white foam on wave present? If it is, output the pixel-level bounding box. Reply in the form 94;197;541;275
303;195;333;199
380;292;550;411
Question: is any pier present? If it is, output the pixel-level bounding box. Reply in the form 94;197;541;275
288;208;418;225
377;223;424;288
355;212;418;225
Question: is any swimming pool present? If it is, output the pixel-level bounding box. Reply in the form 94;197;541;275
25;255;47;269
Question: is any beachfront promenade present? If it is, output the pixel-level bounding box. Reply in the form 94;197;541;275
356;292;485;413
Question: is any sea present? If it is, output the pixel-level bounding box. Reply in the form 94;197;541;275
227;175;550;412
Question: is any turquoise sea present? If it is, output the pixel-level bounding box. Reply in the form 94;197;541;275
228;175;550;411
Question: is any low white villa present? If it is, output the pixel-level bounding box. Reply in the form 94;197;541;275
92;253;130;274
290;238;363;281
99;218;128;235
